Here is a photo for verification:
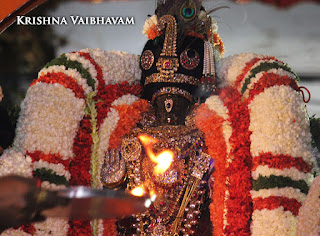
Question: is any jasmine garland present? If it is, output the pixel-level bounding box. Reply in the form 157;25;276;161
16;16;135;25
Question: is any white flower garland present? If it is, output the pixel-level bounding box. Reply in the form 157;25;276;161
251;208;297;236
251;187;306;203
111;94;139;106
34;217;69;236
14;83;86;160
297;175;320;235
216;53;262;88
38;65;93;95
242;67;295;99
80;49;141;86
0;149;33;177
252;166;313;184
249;85;314;164
65;52;99;89
33;160;71;181
1;229;31;236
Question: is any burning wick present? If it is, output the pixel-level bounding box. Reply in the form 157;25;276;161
138;134;174;175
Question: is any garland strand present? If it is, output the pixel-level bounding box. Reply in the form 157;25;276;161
85;91;100;236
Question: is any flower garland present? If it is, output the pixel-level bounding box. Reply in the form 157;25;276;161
42;54;96;92
14;82;86;160
195;103;228;235
109;99;149;149
95;82;143;128
212;32;225;57
65;50;144;235
196;87;253;235
220;87;253;235
244;68;297;99
233;53;316;235
234;56;276;89
39;65;93;95
0;149;33;177
80;49;141;86
0;49;144;236
249;85;315;165
297;175;320;235
78;51;105;91
65;52;99;89
252;153;312;173
142;15;159;40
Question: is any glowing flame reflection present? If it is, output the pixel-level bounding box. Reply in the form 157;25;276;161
138;134;174;175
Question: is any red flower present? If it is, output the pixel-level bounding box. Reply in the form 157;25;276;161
248;73;299;103
254;196;301;216
32;72;85;99
195;104;228;235
109;99;149;149
27;151;71;171
253;152;311;173
234;56;276;89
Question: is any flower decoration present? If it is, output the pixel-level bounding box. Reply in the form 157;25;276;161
0;47;318;236
142;15;159;40
297;174;320;235
195;52;317;236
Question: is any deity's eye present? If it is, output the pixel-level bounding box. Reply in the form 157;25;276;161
180;49;200;70
140;50;154;70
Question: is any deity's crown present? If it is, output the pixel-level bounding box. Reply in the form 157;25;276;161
140;0;224;103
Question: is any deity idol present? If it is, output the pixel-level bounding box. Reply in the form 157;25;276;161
0;0;319;235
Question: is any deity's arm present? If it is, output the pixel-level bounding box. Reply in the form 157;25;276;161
196;53;319;236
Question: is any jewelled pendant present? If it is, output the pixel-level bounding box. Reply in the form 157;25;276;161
164;98;173;113
153;223;168;236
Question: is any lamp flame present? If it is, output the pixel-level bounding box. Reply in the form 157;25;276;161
130;185;146;197
138;134;174;175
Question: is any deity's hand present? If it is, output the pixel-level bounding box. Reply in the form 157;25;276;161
101;149;126;188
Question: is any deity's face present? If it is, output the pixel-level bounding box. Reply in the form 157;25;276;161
140;35;205;102
153;94;193;125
